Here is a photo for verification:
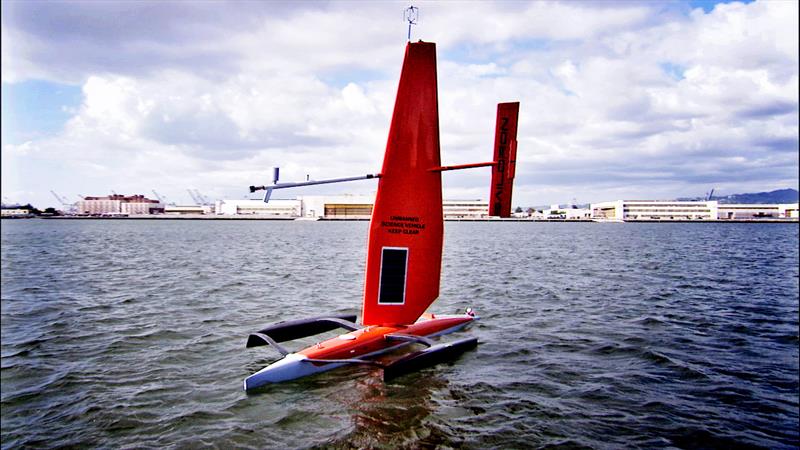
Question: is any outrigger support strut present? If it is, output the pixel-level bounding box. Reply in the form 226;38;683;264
385;333;436;347
303;334;474;376
304;357;385;367
246;332;291;356
246;315;359;353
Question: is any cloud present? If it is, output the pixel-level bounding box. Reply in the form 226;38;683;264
1;0;797;209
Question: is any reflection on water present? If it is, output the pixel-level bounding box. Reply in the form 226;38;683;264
325;369;451;449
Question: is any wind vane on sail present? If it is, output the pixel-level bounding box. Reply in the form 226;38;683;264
404;5;419;41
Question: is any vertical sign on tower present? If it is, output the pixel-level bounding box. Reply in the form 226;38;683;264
488;102;520;218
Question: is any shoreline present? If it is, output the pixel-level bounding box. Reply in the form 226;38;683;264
2;216;797;223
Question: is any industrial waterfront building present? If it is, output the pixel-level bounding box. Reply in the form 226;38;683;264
213;196;491;220
53;193;799;221
214;199;301;217
590;200;799;221
544;204;592;220
76;195;163;215
1;208;34;217
443;200;492;219
718;203;798;220
298;195;375;219
164;205;214;215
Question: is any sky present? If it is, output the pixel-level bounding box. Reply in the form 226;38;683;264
2;0;798;209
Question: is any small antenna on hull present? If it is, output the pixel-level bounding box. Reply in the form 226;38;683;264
404;5;419;41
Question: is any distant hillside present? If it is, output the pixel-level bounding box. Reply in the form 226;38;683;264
678;188;798;204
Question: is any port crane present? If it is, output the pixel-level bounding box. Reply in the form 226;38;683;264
152;190;172;205
187;189;201;205
187;189;212;206
50;190;75;213
195;189;212;206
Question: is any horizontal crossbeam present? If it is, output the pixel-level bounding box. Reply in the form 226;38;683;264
429;162;496;172
250;174;381;202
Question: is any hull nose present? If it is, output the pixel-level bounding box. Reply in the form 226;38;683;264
244;353;343;391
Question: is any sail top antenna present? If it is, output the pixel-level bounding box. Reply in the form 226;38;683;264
404;5;419;41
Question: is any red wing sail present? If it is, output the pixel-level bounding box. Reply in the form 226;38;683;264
362;42;443;326
489;102;520;217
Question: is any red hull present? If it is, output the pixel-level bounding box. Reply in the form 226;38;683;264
299;315;473;361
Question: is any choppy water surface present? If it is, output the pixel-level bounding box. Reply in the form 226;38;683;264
2;220;798;449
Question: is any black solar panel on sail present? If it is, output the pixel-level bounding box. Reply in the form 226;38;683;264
378;248;407;304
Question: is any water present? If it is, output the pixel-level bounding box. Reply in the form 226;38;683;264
1;220;798;449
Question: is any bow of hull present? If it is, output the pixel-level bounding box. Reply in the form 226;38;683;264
244;314;474;391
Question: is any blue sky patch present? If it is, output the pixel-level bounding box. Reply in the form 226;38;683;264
319;67;391;89
689;0;754;14
1;80;83;145
660;62;687;81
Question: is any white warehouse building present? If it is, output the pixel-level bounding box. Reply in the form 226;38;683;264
591;200;719;220
591;200;799;221
215;199;301;217
298;195;376;219
442;200;489;219
718;203;799;220
213;195;491;219
297;196;490;219
545;204;592;220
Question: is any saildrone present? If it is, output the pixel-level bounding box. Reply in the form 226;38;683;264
244;41;520;390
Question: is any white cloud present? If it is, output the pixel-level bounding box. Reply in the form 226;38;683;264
1;0;797;209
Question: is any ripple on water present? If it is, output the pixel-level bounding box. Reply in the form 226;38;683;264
1;220;798;448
